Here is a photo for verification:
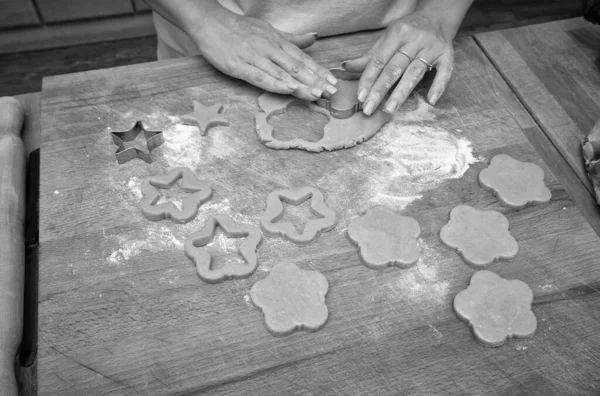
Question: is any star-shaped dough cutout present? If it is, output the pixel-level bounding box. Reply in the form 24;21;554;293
110;120;164;164
140;167;212;223
184;215;262;283
260;186;337;245
454;270;537;347
181;101;229;135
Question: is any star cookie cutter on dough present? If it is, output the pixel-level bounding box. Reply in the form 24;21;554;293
260;186;337;245
110;120;164;164
140;167;212;223
185;215;262;283
316;68;363;119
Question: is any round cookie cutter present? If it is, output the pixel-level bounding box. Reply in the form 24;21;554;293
316;68;362;119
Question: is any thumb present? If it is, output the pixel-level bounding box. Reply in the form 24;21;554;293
277;30;318;49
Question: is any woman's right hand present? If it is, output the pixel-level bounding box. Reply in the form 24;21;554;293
191;5;338;100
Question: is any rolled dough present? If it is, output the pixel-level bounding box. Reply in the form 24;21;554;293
250;262;329;336
440;205;518;268
184;215;262;284
140;167;212;223
260;186;337;245
255;92;391;152
347;205;421;269
454;270;537;347
478;154;551;208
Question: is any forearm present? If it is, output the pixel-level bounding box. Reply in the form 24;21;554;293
415;0;474;38
144;0;224;38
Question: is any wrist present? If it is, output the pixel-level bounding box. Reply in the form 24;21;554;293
415;0;473;39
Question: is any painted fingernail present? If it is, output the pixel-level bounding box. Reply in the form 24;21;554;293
363;100;375;116
358;88;368;102
287;82;299;91
385;100;397;114
326;85;338;95
428;92;440;105
307;32;319;38
326;74;338;85
311;87;323;98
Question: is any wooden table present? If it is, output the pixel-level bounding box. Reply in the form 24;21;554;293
38;31;600;395
476;18;600;236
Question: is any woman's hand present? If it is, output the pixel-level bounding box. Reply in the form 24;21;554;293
191;5;338;101
343;0;472;114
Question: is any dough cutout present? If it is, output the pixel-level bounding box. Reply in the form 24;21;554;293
184;215;262;283
440;205;518;268
140;167;212;223
260;186;337;245
250;262;329;336
454;270;537;347
479;154;551;208
255;92;391;152
181;101;229;135
347;205;421;269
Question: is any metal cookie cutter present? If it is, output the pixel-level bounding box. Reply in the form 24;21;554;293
316;68;363;119
110;120;164;164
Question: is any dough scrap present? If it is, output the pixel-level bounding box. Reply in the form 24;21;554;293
250;262;329;336
184;215;262;283
347;205;421;269
440;205;518;268
255;92;391;152
260;186;337;245
478;154;551;208
181;101;229;135
454;270;537;347
140;167;212;223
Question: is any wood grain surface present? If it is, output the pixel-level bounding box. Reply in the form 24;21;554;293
475;18;600;201
39;33;600;395
0;0;39;29
35;0;134;23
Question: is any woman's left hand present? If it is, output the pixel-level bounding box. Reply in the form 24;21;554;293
342;9;456;115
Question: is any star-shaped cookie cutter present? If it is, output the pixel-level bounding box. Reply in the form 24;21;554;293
181;101;229;135
316;68;362;119
140;167;212;223
185;215;262;283
110;120;164;164
260;186;337;245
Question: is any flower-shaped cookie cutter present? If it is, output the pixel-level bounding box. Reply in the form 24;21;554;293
185;215;262;283
110;120;164;164
316;68;363;119
454;270;537;347
260;186;337;245
250;262;329;336
140;167;212;223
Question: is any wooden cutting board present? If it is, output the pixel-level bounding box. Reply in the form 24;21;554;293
39;34;600;395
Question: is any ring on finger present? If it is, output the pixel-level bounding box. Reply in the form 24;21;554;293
416;57;434;72
397;50;413;62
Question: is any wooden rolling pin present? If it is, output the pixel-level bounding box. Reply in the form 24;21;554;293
0;97;25;396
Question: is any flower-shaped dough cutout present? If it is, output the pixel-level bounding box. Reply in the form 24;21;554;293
478;154;551;208
347;205;421;270
185;215;262;283
255;92;391;152
440;205;518;268
140;167;212;223
454;270;537;347
260;186;337;245
250;262;329;336
181;101;229;136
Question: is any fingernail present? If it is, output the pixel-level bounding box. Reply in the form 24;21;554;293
326;85;338;95
311;87;323;98
287;82;299;91
385;100;397;114
341;61;348;70
307;32;319;38
326;74;338;85
358;88;368;102
428;92;440;105
364;100;375;116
